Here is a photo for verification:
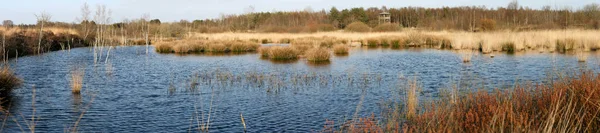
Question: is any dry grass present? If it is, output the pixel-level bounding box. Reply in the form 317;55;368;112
154;43;173;53
70;69;84;94
190;29;600;53
353;71;600;132
153;39;259;53
460;50;473;63
0;27;79;35
333;45;349;55
0;66;22;97
305;47;331;62
405;78;420;119
258;47;271;57
267;46;299;60
577;52;588;62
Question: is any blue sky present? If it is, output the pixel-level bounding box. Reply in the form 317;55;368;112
1;0;597;24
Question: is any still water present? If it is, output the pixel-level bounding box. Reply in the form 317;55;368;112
4;46;599;132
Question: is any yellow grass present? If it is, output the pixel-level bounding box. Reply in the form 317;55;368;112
333;45;350;55
190;29;600;53
71;69;84;94
305;47;331;62
0;66;22;96
405;77;420;119
268;46;298;60
153;39;259;53
0;26;78;35
258;47;271;57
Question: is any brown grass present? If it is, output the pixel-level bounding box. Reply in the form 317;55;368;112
405;78;420;119
258;47;271;57
154;43;173;53
305;47;330;62
153;39;259;53
70;69;84;94
268;46;299;60
0;66;22;97
333;45;349;55
190;30;600;53
364;71;600;132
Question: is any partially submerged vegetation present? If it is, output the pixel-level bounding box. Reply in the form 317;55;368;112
266;46;299;60
304;47;331;62
0;66;21;97
70;68;84;94
153;39;260;53
328;71;600;132
332;45;349;55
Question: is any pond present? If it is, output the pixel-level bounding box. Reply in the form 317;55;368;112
4;46;599;132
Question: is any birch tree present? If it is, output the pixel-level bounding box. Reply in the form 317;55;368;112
34;12;51;54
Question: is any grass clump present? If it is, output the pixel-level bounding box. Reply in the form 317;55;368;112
268;46;299;60
390;38;404;49
333;45;349;55
305;47;331;62
556;39;576;53
345;22;371;32
70;69;84;94
0;67;22;97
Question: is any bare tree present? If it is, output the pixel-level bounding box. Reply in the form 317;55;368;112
507;0;519;26
93;4;112;64
141;14;150;54
77;2;92;41
34;12;52;54
2;20;13;28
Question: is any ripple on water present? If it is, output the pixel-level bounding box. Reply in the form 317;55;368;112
4;46;599;132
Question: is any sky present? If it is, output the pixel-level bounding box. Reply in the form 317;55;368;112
1;0;598;24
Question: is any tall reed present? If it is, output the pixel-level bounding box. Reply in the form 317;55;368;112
71;69;84;94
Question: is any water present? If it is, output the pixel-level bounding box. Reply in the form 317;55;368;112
3;46;599;132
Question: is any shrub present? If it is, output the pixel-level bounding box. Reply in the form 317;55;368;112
501;42;516;53
333;45;349;55
373;23;401;32
268;46;299;60
479;18;497;31
316;24;337;32
305;47;331;62
0;67;21;97
345;22;371;32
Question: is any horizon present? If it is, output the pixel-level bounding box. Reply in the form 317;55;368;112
0;0;597;24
